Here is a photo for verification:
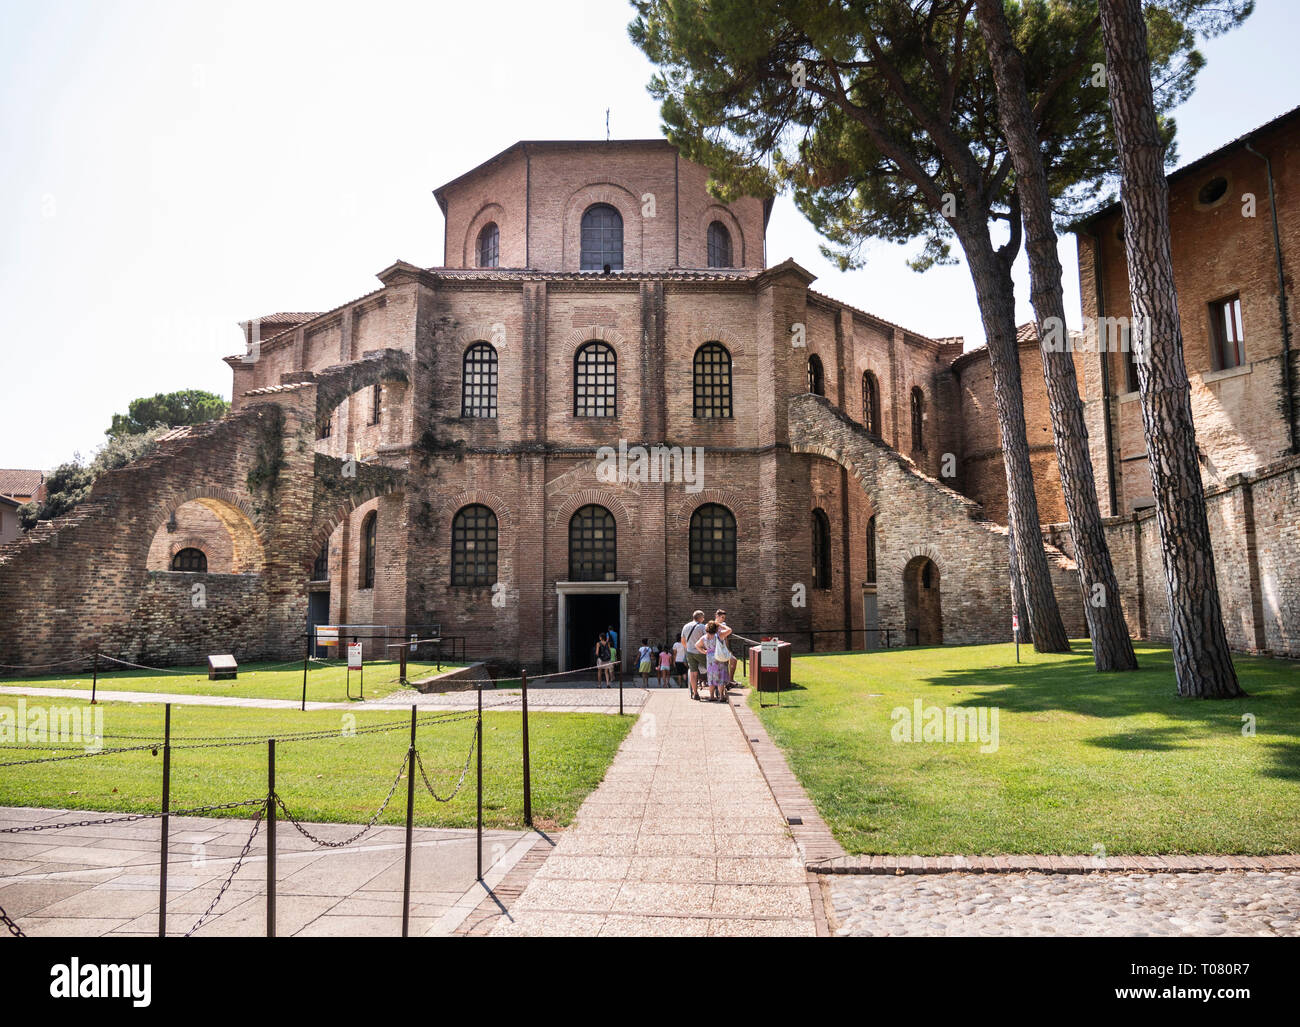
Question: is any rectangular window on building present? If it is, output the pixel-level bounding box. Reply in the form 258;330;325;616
370;384;382;425
1209;295;1245;371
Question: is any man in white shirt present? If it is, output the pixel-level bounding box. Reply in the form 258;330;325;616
680;610;708;700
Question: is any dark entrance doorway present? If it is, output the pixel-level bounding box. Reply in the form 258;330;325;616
566;592;621;671
306;590;331;657
903;556;943;645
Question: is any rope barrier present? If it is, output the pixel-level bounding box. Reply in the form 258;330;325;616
273;751;409;849
0;742;160;769
0;656;94;671
185;805;265;937
414;734;477;803
0;798;265;835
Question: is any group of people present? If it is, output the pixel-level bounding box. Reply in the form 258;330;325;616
591;609;739;702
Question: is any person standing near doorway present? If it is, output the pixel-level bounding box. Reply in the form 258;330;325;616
595;632;613;687
681;610;707;700
716;609;739;686
637;638;654;687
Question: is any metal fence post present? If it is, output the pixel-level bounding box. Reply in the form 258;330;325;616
91;652;98;706
402;705;416;937
476;684;483;881
301;631;310;712
617;657;624;716
157;703;171;937
267;738;276;939
521;669;531;828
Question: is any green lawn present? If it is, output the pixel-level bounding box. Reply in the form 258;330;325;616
0;699;631;830
750;642;1300;856
0;659;467;704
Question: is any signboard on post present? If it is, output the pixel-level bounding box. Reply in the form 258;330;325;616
348;643;363;670
761;638;780;670
316;625;339;647
410;634;418;654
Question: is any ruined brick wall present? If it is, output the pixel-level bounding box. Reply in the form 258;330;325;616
1042;454;1300;657
1075;114;1299;515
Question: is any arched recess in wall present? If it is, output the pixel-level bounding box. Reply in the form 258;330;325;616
463;202;507;268
561;183;643;271
145;494;266;574
697;206;745;268
903;554;943;645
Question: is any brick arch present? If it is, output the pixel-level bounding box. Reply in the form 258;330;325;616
562;183;644;271
144;488;267;574
313;349;411;429
681;322;748;361
462;203;507;268
452;324;506;351
899;544;946;579
432;489;515;534
547;486;635;537
562;324;629;360
697;205;746;267
670;489;748;536
306;483;405;574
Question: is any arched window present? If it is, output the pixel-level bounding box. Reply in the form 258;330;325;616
574;341;617;417
361;512;377;590
689;504;737;588
692;342;732;418
707;220;733;268
370;383;382;426
477;222;499;268
910;387;925;452
462;343;499;418
862;371;880;436
580;204;623;271
808;355;825;397
451;504;498;586
865;515;877;584
569;505;616;581
811;509;831;590
172;548;207;572
312;545;329;581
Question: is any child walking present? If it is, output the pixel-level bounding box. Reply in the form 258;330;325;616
657;643;672;687
637;638;654;687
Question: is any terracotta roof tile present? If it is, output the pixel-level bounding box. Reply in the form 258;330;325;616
0;469;44;497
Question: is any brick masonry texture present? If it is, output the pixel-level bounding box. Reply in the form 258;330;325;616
2;132;1296;669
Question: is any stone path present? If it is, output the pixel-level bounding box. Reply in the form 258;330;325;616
0;805;533;937
827;870;1300;936
0;682;652;715
490;689;817;937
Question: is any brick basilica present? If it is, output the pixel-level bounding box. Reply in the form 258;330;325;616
2;122;1298;671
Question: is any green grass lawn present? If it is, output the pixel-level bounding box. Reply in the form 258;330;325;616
750;641;1300;856
0;699;630;830
0;659;467;704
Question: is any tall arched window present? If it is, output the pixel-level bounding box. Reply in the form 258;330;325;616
451;504;498;586
361;512;377;590
689;504;737;588
910;387;925;452
172;548;207;572
707;221;733;268
477;222;499;268
462;342;499;418
807;355;825;396
574;341;617;417
569;505;616;581
580;204;623;271
692;342;732;418
812;509;832;590
862;371;880;436
865;515;877;584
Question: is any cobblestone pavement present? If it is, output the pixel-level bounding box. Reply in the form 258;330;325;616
827;870;1300;937
490;689;816;937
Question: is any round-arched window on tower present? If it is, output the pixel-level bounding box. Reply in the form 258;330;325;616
707;221;733;268
569;505;617;581
808;355;825;397
580;204;623;271
477;222;499;268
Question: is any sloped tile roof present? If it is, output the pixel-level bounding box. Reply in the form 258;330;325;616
0;469;43;497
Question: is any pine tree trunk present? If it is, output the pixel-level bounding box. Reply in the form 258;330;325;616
976;0;1137;672
1098;0;1244;697
1008;527;1033;646
958;220;1071;653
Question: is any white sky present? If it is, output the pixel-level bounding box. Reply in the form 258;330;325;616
2;0;1297;470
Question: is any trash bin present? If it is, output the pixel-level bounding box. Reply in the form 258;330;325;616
748;639;791;694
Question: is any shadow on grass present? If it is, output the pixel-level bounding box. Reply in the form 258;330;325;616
905;643;1300;781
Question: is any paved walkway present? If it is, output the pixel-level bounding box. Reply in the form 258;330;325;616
0;805;533;937
0;682;653;715
827;870;1300;936
490;689;817;937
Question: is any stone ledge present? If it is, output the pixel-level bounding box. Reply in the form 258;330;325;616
807;854;1300;875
